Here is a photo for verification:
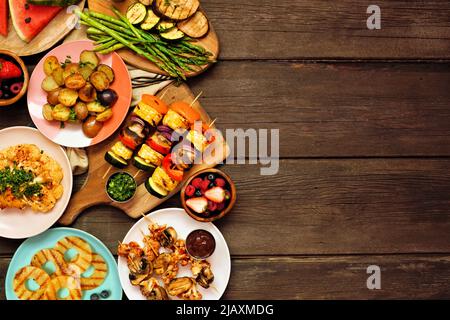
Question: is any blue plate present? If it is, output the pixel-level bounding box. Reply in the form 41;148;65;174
5;227;122;300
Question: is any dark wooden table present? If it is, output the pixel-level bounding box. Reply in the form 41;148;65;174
1;0;450;299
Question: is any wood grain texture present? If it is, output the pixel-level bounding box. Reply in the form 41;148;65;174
0;1;86;56
1;254;450;299
2;159;449;256
189;61;450;157
201;0;450;60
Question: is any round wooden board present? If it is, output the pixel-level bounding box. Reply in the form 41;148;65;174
0;0;86;56
88;0;219;77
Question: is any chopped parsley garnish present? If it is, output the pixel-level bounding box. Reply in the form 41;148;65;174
0;167;42;198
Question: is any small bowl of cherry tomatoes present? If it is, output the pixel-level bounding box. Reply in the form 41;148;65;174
0;50;29;107
181;168;236;222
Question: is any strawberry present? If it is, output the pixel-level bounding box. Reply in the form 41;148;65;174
215;178;226;187
0;59;22;80
191;177;203;189
207;200;218;212
205;187;226;203
185;185;196;197
216;201;226;212
200;179;210;191
186;197;208;214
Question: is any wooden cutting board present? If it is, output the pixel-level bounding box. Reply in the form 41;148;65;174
58;82;229;225
87;0;219;77
0;0;86;56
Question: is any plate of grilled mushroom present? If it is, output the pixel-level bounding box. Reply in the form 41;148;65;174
117;208;231;300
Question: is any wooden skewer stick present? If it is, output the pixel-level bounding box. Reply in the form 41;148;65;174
190;91;203;107
158;85;171;101
208;118;217;128
102;165;112;180
133;170;142;179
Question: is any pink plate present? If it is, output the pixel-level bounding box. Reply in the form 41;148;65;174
27;40;132;148
0;127;73;239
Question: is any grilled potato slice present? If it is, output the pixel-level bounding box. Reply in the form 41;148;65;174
58;88;79;107
65;73;86;90
62;63;80;81
96;64;115;83
44;56;60;76
96;109;113;122
87;101;106;113
51;66;65;86
80;50;100;68
41;76;60;92
90;71;110;91
78;83;97;102
47;89;61;105
42;104;54;121
51;104;71;122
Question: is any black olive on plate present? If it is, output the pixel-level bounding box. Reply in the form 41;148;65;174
100;290;111;299
207;174;215;181
90;293;100;300
195;189;202;197
98;89;118;107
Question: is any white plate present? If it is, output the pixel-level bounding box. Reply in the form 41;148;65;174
0;127;73;239
118;208;231;300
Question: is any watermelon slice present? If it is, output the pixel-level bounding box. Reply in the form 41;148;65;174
9;0;63;42
0;0;8;37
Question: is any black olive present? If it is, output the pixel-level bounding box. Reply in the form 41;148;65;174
3;93;10;99
207;174;215;181
209;182;215;189
195;189;202;197
100;290;110;299
90;293;100;300
129;273;136;280
2;84;9;91
25;17;31;24
141;259;147;269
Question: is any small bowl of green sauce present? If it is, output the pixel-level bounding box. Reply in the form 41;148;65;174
106;172;137;203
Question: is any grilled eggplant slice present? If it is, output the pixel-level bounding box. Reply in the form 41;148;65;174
155;0;199;21
177;11;209;38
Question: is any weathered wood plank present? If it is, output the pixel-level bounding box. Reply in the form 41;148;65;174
3;62;450;157
1;159;449;255
190;61;450;157
1;254;449;299
202;0;450;60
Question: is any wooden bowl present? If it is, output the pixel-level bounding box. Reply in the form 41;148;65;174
181;168;236;222
0;50;29;107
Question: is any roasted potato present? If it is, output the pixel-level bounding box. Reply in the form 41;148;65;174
74;102;89;121
79;65;95;81
80;50;100;68
58;88;79;107
83;116;103;138
44;56;60;76
41;76;60;92
96;64;115;83
96;109;113;122
62;63;80;80
51;104;71;122
65;73;86;90
42;104;54;121
90;71;110;91
47;89;61;105
87;101;106;113
78;83;97;102
51;66;65;86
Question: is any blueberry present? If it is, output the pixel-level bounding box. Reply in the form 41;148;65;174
100;290;110;299
2;84;9;91
207;174;215;181
195;189;202;197
90;293;100;300
209;182;215;189
3;93;10;99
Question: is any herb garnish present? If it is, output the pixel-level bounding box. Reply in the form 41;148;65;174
0;167;42;198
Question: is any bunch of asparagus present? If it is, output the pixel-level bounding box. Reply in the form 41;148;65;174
75;8;213;80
